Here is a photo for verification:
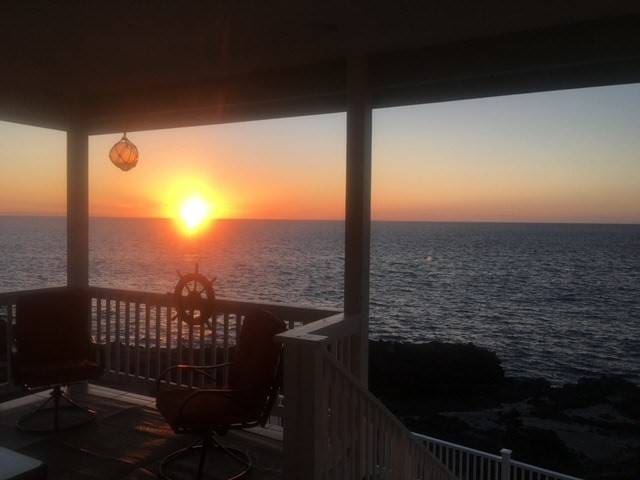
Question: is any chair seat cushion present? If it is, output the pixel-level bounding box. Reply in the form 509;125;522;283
15;360;102;387
156;388;257;431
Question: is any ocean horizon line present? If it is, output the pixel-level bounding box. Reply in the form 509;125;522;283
1;213;639;227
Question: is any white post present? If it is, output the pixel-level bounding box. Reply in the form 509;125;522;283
67;124;90;396
500;448;512;480
282;340;326;480
344;57;372;385
67;124;89;288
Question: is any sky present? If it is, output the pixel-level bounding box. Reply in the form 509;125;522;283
1;83;639;223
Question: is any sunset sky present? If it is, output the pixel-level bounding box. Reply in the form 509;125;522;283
1;83;639;223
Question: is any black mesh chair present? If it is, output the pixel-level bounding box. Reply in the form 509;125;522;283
13;289;102;432
156;309;286;480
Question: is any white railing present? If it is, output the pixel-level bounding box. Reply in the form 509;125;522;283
413;433;583;480
0;287;338;408
2;288;583;480
88;286;336;389
277;313;456;480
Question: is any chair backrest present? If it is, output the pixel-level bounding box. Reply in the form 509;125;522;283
228;309;286;420
15;289;91;366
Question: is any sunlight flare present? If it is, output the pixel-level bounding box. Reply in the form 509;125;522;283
180;196;211;232
162;177;230;234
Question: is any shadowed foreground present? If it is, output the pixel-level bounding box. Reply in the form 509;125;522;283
0;388;282;479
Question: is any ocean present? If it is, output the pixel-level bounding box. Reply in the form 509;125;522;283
1;216;639;384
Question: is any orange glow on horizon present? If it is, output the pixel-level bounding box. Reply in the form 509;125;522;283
4;86;640;225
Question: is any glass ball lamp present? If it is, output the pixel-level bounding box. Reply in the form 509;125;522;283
109;133;139;171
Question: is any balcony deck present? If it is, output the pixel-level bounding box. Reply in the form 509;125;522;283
0;385;283;480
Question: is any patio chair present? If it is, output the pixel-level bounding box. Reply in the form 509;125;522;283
156;309;286;480
13;289;102;432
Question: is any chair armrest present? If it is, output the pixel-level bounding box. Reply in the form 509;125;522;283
156;363;232;393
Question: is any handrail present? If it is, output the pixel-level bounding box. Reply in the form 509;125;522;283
413;432;583;480
510;459;583;480
412;432;502;460
0;286;339;321
275;312;359;345
88;286;339;324
0;286;68;303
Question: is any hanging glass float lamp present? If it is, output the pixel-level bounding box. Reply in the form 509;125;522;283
109;133;139;171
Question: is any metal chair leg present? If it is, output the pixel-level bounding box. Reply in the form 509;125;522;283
160;432;252;480
197;435;210;480
17;385;96;433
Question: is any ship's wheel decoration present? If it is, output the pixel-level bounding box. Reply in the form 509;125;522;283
173;264;216;326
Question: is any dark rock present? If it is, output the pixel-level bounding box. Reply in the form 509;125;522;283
404;413;471;438
369;340;505;399
501;427;582;475
499;376;551;403
369;342;639;480
550;375;637;411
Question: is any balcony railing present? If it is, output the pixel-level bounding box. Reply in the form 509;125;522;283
0;286;338;405
277;312;455;480
1;287;579;479
413;433;583;480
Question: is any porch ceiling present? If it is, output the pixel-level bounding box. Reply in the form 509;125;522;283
2;1;640;133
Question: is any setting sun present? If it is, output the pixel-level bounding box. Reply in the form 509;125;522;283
161;177;230;234
177;195;213;233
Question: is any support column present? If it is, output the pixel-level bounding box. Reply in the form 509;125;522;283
344;58;372;385
67;125;89;288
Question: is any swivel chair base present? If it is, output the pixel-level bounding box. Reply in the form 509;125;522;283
17;385;96;433
160;432;252;480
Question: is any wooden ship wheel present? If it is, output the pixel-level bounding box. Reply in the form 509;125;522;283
173;264;216;327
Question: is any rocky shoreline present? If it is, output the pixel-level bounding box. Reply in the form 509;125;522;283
369;341;640;480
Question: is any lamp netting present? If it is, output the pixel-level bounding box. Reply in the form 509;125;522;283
109;134;139;171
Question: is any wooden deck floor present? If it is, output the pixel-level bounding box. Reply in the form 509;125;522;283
0;387;283;479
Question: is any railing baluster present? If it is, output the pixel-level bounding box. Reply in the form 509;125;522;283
124;301;131;376
145;303;151;380
166;303;173;382
105;299;112;373
6;304;14;386
134;303;140;378
115;300;121;375
199;318;205;387
210;313;218;386
188;320;194;388
177;308;183;385
95;298;102;365
223;313;229;387
155;304;161;379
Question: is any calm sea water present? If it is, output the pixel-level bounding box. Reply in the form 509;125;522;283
1;216;639;384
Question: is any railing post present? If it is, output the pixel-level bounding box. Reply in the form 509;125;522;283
282;339;327;480
500;448;512;480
